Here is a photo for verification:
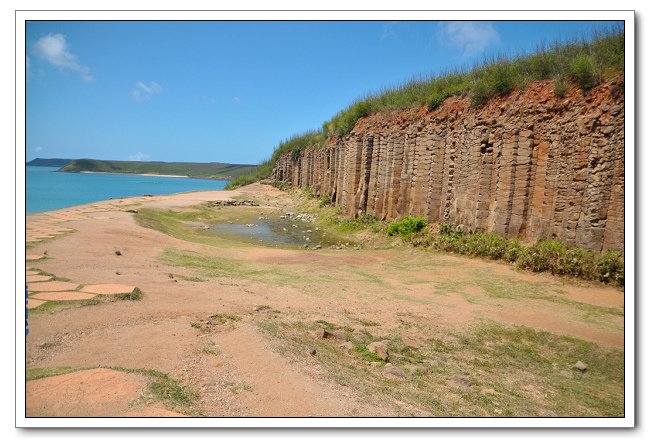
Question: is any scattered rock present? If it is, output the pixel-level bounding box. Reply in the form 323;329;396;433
321;329;347;341
308;348;317;356
573;361;588;372
204;199;258;207
387;353;406;364
303;244;309;249
314;244;322;250
448;374;473;391
114;250;122;256
341;341;355;350
367;341;389;361
384;364;409;379
403;364;428;375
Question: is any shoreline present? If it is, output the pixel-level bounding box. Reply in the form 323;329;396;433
79;171;189;178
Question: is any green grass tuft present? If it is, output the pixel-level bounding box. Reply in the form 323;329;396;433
386;215;428;240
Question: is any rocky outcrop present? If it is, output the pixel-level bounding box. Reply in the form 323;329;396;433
273;78;624;252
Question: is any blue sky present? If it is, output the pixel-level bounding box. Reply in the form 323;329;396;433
26;20;622;165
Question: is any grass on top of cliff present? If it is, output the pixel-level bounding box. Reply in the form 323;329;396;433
227;29;623;189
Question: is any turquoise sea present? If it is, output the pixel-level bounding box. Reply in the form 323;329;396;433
26;166;228;214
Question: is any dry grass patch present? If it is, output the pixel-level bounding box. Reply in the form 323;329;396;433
255;315;623;417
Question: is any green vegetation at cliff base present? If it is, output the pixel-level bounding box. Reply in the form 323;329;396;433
386;217;624;288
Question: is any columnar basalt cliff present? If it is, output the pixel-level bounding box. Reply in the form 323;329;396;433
273;78;624;252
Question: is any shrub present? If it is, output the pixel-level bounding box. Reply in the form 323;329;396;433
516;239;567;274
319;193;332;207
554;76;569;97
571;53;598;90
504;239;524;263
596;249;625;287
386;216;428;240
464;232;510;260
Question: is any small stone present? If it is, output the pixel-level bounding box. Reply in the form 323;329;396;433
367;341;389;361
573;361;588;371
308;348;317;356
303;244;309;249
314;244;322;250
384;365;409;378
321;329;347;341
342;341;354;350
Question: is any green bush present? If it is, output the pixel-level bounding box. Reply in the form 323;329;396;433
386;215;428;240
504;239;524;263
464;232;510;260
516;239;567;274
571;53;598;90
553;76;569;97
596;249;625;287
319;193;332;207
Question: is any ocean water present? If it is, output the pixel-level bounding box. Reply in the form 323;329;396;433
26;166;228;214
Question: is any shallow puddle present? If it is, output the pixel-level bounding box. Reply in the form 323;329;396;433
203;217;346;248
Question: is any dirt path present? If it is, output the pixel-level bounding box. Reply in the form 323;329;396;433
24;183;625;417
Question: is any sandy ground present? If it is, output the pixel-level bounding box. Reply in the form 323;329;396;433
24;183;625;418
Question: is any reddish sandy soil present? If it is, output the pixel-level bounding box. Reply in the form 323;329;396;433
24;183;625;418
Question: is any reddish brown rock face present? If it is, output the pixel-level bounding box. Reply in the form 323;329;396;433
273;78;625;252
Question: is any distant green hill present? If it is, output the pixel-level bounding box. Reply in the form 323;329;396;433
58;159;257;180
27;158;73;167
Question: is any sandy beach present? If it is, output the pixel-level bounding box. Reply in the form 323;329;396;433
80;171;190;178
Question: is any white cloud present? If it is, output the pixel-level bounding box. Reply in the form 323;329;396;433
437;21;500;58
127;151;150;161
31;146;42;153
131;81;163;101
32;33;93;81
381;21;399;40
232;96;241;104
